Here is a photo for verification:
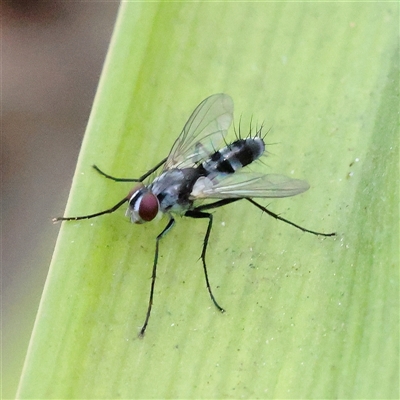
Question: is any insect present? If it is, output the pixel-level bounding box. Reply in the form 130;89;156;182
54;93;335;336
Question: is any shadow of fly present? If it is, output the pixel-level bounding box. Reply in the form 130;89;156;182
54;94;335;336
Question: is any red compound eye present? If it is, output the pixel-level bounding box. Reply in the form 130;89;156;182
138;192;159;222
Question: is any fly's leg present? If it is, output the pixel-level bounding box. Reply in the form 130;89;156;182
52;197;129;222
195;198;240;212
53;157;168;222
185;210;225;313
246;198;336;237
139;216;175;337
93;157;168;182
197;198;335;236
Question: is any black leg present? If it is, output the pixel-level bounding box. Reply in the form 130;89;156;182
193;197;335;237
52;197;129;222
195;198;241;212
139;216;175;337
53;157;168;222
246;198;336;237
185;210;225;313
93;157;168;183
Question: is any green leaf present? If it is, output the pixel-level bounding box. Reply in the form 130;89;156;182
17;2;398;398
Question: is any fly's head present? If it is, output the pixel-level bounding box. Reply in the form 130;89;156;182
126;183;160;224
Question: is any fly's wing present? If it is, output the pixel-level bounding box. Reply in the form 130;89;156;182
191;173;310;199
163;94;233;170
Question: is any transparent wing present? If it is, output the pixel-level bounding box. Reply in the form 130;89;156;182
191;173;310;199
163;93;234;170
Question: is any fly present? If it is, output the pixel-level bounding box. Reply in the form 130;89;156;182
54;93;335;336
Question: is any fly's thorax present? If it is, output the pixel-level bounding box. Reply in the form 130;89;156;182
201;136;265;174
150;168;201;214
126;183;160;224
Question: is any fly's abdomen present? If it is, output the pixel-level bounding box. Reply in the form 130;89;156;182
201;137;265;175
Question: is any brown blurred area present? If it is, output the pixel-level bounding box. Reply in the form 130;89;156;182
2;1;119;396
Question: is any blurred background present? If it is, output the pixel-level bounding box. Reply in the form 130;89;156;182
2;1;120;397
